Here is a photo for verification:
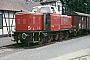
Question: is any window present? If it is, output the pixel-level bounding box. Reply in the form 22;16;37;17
40;7;50;13
0;14;2;29
23;19;26;24
17;19;20;24
58;5;60;11
51;7;56;13
52;3;56;6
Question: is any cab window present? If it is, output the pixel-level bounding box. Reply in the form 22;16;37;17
40;7;50;13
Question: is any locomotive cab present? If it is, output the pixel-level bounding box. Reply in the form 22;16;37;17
31;5;59;14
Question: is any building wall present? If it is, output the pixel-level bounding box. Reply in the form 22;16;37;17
0;10;15;37
56;1;62;14
41;1;62;14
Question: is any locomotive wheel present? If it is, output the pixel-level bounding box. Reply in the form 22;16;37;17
65;32;69;39
20;39;26;44
78;31;81;36
59;33;63;41
20;39;30;46
16;40;19;44
73;31;77;36
38;38;44;45
55;33;59;41
15;35;19;44
86;31;88;34
47;36;53;43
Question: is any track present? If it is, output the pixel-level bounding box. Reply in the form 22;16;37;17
0;41;56;49
0;34;89;58
0;34;89;50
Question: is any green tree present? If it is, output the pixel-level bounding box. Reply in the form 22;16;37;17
63;0;90;13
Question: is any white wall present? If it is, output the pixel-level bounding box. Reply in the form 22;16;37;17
42;1;63;14
0;10;15;36
0;29;2;35
56;1;62;14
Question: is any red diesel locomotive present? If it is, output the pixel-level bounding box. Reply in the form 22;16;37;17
13;6;90;45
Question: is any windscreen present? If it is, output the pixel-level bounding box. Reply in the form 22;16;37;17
40;7;50;13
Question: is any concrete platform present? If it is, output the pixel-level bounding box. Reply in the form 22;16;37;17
0;35;90;60
49;48;90;60
0;37;15;47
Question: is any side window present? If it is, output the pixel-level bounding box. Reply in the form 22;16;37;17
0;14;2;29
31;7;38;13
17;19;20;24
40;7;50;13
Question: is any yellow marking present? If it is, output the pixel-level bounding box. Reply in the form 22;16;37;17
39;32;40;41
33;33;34;41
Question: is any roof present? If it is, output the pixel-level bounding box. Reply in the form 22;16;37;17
65;11;90;17
40;0;65;4
0;0;41;12
32;5;56;8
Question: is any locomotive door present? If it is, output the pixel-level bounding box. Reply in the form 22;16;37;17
43;13;50;31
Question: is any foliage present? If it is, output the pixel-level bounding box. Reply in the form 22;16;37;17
64;0;90;13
